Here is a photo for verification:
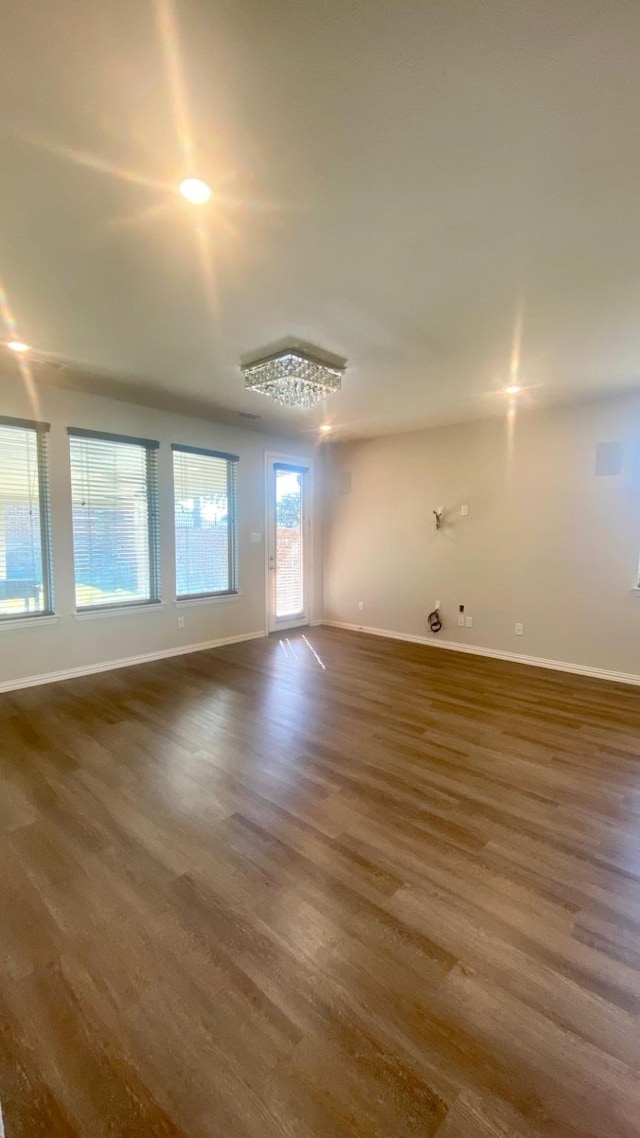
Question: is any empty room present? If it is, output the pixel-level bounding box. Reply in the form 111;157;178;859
1;2;640;1136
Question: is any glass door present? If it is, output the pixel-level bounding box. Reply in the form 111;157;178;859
267;460;310;632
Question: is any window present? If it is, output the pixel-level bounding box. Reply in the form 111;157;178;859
0;416;53;619
172;445;238;599
68;429;160;610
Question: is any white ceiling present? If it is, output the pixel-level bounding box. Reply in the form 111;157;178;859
1;0;640;438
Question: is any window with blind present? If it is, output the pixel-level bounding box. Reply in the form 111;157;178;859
0;416;53;619
68;429;160;610
172;445;238;599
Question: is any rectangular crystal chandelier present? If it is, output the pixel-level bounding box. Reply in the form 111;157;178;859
242;348;344;408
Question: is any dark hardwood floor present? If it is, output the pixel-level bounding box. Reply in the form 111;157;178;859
1;626;640;1137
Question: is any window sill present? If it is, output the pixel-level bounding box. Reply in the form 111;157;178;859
175;593;241;608
0;614;59;630
74;603;166;621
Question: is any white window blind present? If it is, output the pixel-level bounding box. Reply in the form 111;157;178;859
172;445;238;599
0;416;53;619
68;429;160;610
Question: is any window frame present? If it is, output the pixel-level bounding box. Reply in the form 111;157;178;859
172;443;239;602
67;427;161;613
0;415;54;622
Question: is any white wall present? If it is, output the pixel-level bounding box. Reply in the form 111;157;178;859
323;392;640;680
0;373;322;688
5;376;638;688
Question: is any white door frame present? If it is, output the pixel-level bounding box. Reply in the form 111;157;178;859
264;451;313;633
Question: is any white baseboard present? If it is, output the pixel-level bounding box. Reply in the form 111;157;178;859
6;619;637;694
0;631;266;694
322;620;640;688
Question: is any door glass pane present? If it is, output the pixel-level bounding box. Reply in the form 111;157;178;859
275;468;303;618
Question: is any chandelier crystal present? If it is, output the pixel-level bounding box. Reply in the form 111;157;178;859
242;349;344;408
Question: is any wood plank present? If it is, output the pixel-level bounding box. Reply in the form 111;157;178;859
1;626;639;1135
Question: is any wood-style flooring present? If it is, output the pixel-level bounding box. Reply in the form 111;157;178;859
1;626;640;1137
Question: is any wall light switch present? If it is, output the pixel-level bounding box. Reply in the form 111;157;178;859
465;615;473;628
460;504;469;516
358;601;364;611
458;614;465;627
251;532;262;543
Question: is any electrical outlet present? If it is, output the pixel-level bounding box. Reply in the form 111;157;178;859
457;613;465;627
177;616;185;630
515;622;524;636
358;601;364;611
465;615;473;628
251;532;261;543
460;504;469;516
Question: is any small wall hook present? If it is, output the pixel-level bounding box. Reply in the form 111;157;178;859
433;508;443;531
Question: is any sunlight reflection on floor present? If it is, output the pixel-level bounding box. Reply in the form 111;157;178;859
277;634;327;670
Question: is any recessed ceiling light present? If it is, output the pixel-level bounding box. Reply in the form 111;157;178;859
319;424;332;433
179;177;212;204
504;385;521;395
6;340;29;353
